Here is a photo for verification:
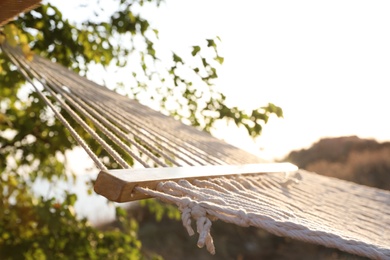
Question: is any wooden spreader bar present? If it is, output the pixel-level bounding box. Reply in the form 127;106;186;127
94;163;298;202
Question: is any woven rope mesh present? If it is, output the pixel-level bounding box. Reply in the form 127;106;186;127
138;170;390;258
3;44;390;259
2;43;264;169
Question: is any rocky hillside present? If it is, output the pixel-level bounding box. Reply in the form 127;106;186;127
285;136;390;190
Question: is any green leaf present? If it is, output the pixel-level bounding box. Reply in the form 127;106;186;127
207;39;216;47
172;53;183;63
215;55;224;64
191;45;201;56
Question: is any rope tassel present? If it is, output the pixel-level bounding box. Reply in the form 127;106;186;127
179;201;216;254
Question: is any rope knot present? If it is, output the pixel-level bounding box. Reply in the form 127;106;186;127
177;201;216;255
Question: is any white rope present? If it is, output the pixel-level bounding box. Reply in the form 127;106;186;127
3;44;108;170
31;52;250;166
137;170;390;259
32;62;176;167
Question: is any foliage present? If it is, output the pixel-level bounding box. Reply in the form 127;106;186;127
0;185;143;259
0;0;283;258
139;199;181;222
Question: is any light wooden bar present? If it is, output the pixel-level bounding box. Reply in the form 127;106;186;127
94;163;298;202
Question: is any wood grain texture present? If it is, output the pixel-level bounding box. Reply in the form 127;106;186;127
94;163;298;202
0;0;41;26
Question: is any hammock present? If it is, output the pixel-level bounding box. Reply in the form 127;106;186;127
2;44;390;259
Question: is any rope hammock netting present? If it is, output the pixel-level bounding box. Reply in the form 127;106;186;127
2;43;390;259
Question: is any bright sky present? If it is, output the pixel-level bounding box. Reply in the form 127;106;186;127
149;0;390;161
46;0;390;223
